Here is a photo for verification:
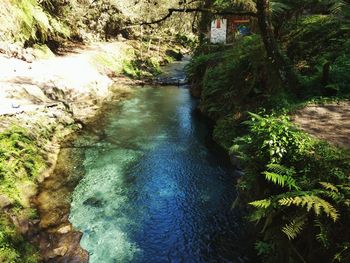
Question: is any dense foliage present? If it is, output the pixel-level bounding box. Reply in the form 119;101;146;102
188;0;350;262
232;114;350;262
1;0;350;261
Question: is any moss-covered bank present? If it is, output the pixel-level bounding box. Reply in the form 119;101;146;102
0;112;79;262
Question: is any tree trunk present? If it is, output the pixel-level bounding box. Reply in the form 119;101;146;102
198;0;213;43
256;0;300;95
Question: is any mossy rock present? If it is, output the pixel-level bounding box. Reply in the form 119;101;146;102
165;49;183;61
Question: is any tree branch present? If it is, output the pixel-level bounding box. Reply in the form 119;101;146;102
130;8;257;26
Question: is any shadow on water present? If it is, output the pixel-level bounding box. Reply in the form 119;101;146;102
61;86;258;263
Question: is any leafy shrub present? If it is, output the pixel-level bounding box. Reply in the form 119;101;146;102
238;113;312;164
186;49;226;89
232;113;350;263
12;0;70;44
188;35;283;119
286;15;350;97
175;33;197;49
213;115;244;149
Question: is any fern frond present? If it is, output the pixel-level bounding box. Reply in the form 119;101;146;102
315;219;330;248
263;171;299;190
278;195;339;222
330;0;347;14
344;200;350;207
263;164;299;190
267;163;293;175
282;216;307;240
249;199;271;209
271;2;292;14
249;207;268;223
322;190;341;202
320;182;339;192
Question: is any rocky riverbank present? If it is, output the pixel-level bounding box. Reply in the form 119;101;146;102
0;35;191;261
0;41;135;262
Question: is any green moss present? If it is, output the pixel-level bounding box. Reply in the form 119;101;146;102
122;57;162;79
93;43;163;79
94;53;125;76
0;126;44;204
0;126;45;262
122;60;141;78
32;44;55;59
0;214;39;263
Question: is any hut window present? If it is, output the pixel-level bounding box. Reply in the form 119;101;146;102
216;19;221;29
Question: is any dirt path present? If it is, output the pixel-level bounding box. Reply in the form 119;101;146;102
293;101;350;149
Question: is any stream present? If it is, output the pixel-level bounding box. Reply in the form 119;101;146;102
54;60;253;263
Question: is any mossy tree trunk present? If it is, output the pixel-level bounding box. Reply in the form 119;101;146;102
256;0;300;96
198;0;213;43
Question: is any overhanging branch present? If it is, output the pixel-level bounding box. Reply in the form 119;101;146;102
131;8;257;26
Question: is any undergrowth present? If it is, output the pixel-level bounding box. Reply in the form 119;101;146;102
286;15;350;97
94;39;186;79
0;0;70;45
231;113;350;263
0;214;39;263
0;126;46;262
187;35;283;120
188;11;350;263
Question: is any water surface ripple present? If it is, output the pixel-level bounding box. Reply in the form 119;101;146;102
69;87;250;263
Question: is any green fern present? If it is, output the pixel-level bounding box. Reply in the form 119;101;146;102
315;219;330;248
249;199;271;209
11;0;70;43
279;195;339;222
267;163;294;174
282;216;307;240
319;182;345;202
264;171;299;190
320;182;339;192
263;164;299;190
333;243;350;262
249;207;268;223
322;190;342;202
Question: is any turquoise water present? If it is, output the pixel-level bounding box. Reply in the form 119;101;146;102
68;87;250;262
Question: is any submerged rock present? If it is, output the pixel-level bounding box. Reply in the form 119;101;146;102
83;197;104;207
53;246;68;257
57;225;72;234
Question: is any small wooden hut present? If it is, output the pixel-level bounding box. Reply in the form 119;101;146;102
210;15;251;44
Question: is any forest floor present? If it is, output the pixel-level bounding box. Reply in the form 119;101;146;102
293;101;350;149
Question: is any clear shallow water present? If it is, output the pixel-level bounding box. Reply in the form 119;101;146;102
68;87;250;263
